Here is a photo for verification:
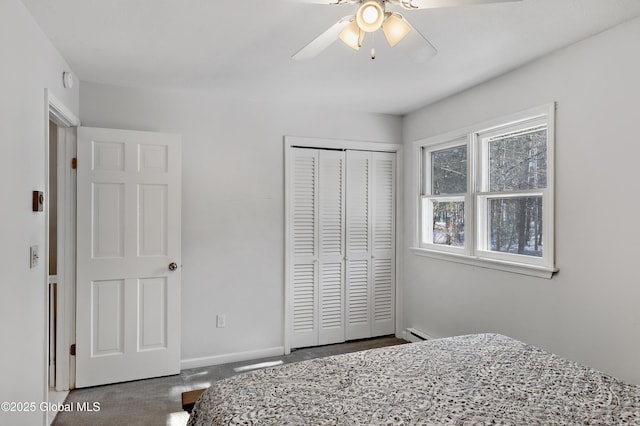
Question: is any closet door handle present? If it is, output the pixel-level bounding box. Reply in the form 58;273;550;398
168;262;178;271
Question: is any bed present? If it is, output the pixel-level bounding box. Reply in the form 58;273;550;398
187;333;640;425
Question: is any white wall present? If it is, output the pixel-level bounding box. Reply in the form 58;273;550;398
0;0;79;425
79;83;402;366
403;16;640;385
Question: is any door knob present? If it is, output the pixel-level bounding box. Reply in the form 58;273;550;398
168;262;178;271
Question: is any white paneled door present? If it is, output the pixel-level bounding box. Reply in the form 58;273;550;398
289;147;394;349
76;127;181;388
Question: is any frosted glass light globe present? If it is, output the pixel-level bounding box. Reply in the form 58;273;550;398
355;1;384;32
362;5;379;24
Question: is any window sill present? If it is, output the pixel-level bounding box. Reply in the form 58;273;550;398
409;247;558;279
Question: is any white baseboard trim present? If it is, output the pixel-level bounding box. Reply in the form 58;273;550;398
180;346;285;371
404;328;434;342
48;390;69;426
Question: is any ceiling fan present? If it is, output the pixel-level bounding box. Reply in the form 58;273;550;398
293;0;521;62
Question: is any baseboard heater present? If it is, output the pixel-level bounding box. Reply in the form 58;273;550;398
405;328;433;343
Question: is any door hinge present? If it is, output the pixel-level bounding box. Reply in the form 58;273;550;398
71;157;77;170
70;344;76;356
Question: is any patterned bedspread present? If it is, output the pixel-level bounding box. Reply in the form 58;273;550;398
188;334;640;425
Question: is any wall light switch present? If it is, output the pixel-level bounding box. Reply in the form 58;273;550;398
30;245;39;268
32;191;44;212
216;314;226;328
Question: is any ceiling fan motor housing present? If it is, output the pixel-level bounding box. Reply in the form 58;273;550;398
356;0;385;32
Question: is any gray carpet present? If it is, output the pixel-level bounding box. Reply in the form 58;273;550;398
52;336;407;426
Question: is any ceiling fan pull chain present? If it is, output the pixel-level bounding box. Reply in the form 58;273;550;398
371;31;376;60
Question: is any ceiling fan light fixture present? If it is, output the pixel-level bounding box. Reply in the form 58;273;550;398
356;0;384;32
382;13;412;47
362;5;379;24
339;20;363;50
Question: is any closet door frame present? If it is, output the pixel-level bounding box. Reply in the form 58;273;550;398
284;137;402;354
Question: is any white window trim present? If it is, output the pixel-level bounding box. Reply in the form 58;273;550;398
409;246;557;279
411;103;558;279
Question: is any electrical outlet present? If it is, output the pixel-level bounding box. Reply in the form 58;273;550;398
216;314;226;328
30;245;39;268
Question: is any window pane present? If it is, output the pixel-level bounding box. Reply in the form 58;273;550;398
427;200;465;247
431;145;467;195
488;126;547;192
488;197;542;257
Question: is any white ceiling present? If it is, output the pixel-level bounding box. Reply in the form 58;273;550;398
21;0;640;115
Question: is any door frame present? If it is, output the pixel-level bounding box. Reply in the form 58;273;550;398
283;136;403;354
45;90;80;401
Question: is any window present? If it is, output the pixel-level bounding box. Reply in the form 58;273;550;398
421;139;470;255
415;104;556;277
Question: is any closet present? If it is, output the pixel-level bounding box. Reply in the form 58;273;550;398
289;147;396;349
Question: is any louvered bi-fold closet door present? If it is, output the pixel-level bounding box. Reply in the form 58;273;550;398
345;151;396;340
371;152;396;336
317;150;346;345
345;151;373;340
290;148;346;348
291;149;319;348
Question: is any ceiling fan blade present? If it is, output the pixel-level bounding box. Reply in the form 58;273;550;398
289;0;358;5
292;16;354;60
395;0;521;9
394;17;437;63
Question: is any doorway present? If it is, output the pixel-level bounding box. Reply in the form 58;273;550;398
45;90;80;426
48;120;58;389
